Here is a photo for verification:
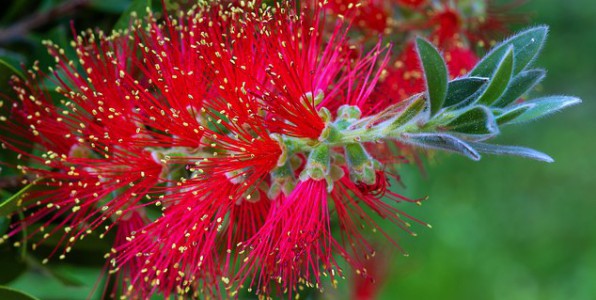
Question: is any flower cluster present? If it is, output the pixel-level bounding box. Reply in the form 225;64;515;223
0;0;579;299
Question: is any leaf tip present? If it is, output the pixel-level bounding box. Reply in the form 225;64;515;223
563;96;583;107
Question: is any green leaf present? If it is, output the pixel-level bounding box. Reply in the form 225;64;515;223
444;77;488;108
0;286;39;300
21;255;85;287
0;181;43;217
0;1;34;23
475;47;514;106
492;69;545;108
0;58;24;80
495;105;530;125
0;247;27;284
7;266;103;300
507;96;582;124
0;56;25;96
113;0;151;31
416;37;448;116
401;133;481;161
0;216;8;236
446;106;499;138
90;0;132;13
471;26;548;77
0;57;29;177
387;95;426;130
467;142;554;163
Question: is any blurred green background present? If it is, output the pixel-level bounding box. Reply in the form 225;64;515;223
0;0;594;299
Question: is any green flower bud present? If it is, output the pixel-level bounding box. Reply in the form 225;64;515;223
344;143;376;185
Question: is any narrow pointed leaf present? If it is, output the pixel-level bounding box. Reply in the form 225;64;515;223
0;58;24;79
493;69;546;108
0;181;43;216
507;96;582;124
0;287;39;300
90;0;133;13
444;77;488;107
476;47;514;106
467;142;554;163
0;216;8;235
0;57;24;99
446;106;499;137
495;105;531;125
471;26;548;77
416;37;448;116
401;133;481;161
387;96;426;130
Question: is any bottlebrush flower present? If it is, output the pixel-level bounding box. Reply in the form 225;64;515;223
350;246;391;300
102;210;148;299
0;0;580;299
465;0;530;48
396;0;428;9
327;0;390;32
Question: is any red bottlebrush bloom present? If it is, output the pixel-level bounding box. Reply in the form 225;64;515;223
373;43;426;106
111;180;238;298
445;45;479;77
395;0;428;10
466;0;530;48
236;172;426;297
327;0;390;32
350;247;391;300
237;180;343;295
0;2;417;297
102;210;148;299
429;6;464;46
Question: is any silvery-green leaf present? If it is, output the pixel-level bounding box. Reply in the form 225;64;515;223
495;105;531;125
446;106;499;138
493;69;546;108
476;47;514;106
507;96;582;124
387;96;426;130
401;133;481;161
470;26;548;77
467;142;554;163
444;77;488;108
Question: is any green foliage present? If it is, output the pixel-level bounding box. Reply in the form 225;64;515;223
475;47;514;105
0;182;40;217
505;96;582;124
466;142;554;162
444;77;488;108
397;26;580;162
493;69;545;108
387;96;426;130
0;287;39;300
113;0;152;31
470;26;548;77
402;133;481;161
446;106;498;137
416;37;448;116
0;57;24;81
495;105;530;125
